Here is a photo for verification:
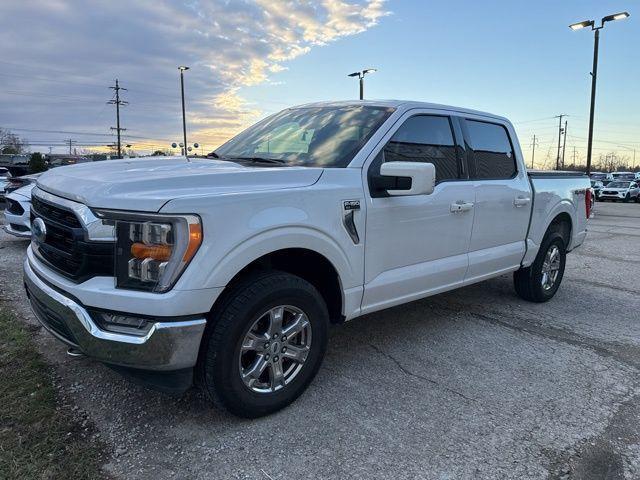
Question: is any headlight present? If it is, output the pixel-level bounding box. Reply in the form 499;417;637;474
95;211;202;292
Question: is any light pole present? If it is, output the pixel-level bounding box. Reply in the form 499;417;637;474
348;68;377;100
569;12;629;175
178;66;190;156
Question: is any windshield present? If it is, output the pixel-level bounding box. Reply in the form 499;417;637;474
214;106;395;168
0;169;8;178
590;174;607;180
607;181;631;188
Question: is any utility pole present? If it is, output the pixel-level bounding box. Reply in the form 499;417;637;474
65;139;76;155
561;120;568;168
108;79;128;159
555;114;566;169
573;146;577;166
530;135;539;169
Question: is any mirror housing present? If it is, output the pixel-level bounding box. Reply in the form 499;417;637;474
379;161;435;196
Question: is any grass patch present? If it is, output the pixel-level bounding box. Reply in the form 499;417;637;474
0;307;108;479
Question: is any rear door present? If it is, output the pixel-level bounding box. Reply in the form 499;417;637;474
461;118;531;283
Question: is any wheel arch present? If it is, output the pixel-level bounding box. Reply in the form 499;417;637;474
211;247;345;324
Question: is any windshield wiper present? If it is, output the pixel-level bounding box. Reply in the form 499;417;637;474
234;156;287;165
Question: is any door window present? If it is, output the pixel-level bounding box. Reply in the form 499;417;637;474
382;115;460;183
465;120;516;179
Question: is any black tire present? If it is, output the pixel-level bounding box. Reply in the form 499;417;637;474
624;193;630;203
513;229;567;303
198;270;329;418
635;195;640;204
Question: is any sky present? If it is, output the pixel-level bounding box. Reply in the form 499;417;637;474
0;0;638;168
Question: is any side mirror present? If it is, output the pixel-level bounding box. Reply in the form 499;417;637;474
379;161;435;196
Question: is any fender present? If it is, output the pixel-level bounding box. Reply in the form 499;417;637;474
199;225;356;291
522;198;576;267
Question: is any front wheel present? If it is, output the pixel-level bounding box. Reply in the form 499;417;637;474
514;231;567;302
624;193;630;203
199;271;329;418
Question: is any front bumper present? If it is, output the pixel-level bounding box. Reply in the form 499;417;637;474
23;258;207;371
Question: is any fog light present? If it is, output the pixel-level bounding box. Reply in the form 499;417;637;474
91;311;152;336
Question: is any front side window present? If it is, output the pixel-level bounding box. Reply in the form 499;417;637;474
465;120;516;179
382;115;459;183
215;106;394;168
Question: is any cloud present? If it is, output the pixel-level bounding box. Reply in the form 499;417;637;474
0;0;389;154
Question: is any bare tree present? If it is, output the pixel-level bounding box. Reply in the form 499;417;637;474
0;127;28;154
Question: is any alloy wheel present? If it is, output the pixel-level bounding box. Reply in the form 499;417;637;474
541;244;561;291
239;305;312;393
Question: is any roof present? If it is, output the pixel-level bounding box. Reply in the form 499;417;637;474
291;100;509;123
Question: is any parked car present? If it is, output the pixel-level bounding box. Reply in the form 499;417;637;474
23;100;591;417
5;173;41;194
3;182;34;238
0;167;10;200
610;172;636;182
599;181;640;202
590;180;604;200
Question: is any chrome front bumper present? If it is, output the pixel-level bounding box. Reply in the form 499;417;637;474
23;258;207;371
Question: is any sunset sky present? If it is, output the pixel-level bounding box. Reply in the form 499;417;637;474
0;0;637;168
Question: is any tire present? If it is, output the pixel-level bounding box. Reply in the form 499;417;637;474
635;195;640;204
624;193;630;203
198;270;329;418
513;229;567;303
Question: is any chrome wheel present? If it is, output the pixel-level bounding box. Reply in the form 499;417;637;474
541;244;561;291
239;305;312;393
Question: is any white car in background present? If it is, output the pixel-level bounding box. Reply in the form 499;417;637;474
599;180;640;203
3;182;35;238
0;167;10;199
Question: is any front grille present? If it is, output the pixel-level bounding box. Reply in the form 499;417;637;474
602;191;618;195
31;196;81;227
5;198;25;215
29;290;78;345
9;223;29;232
31;195;114;282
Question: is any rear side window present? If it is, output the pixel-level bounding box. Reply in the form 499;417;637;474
466;120;516;179
383;115;459;183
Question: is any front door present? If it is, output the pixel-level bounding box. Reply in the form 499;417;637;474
361;113;475;314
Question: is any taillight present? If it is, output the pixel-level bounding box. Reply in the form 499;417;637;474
585;188;592;218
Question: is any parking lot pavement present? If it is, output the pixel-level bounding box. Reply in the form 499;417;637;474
1;201;639;480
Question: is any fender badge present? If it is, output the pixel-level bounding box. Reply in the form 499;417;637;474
343;200;360;211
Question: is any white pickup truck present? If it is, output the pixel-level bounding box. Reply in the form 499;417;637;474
23;101;591;417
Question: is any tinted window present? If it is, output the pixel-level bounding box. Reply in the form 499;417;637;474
383;115;459;182
466;120;516;179
215;106;394;168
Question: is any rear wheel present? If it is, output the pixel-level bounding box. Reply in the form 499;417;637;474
514;229;567;302
199;271;329;418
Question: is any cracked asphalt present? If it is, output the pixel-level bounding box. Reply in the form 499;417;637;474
1;201;639;479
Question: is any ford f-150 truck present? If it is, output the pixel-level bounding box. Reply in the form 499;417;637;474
23;101;591;417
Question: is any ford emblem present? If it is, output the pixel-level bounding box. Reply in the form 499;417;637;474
32;217;47;243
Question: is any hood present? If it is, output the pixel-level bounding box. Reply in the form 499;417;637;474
36;157;324;211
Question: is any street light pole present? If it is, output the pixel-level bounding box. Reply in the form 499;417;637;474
178;66;190;156
570;11;629;175
585;28;599;176
348;68;377;100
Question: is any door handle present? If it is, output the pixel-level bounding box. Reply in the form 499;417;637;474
513;196;531;207
450;201;474;213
